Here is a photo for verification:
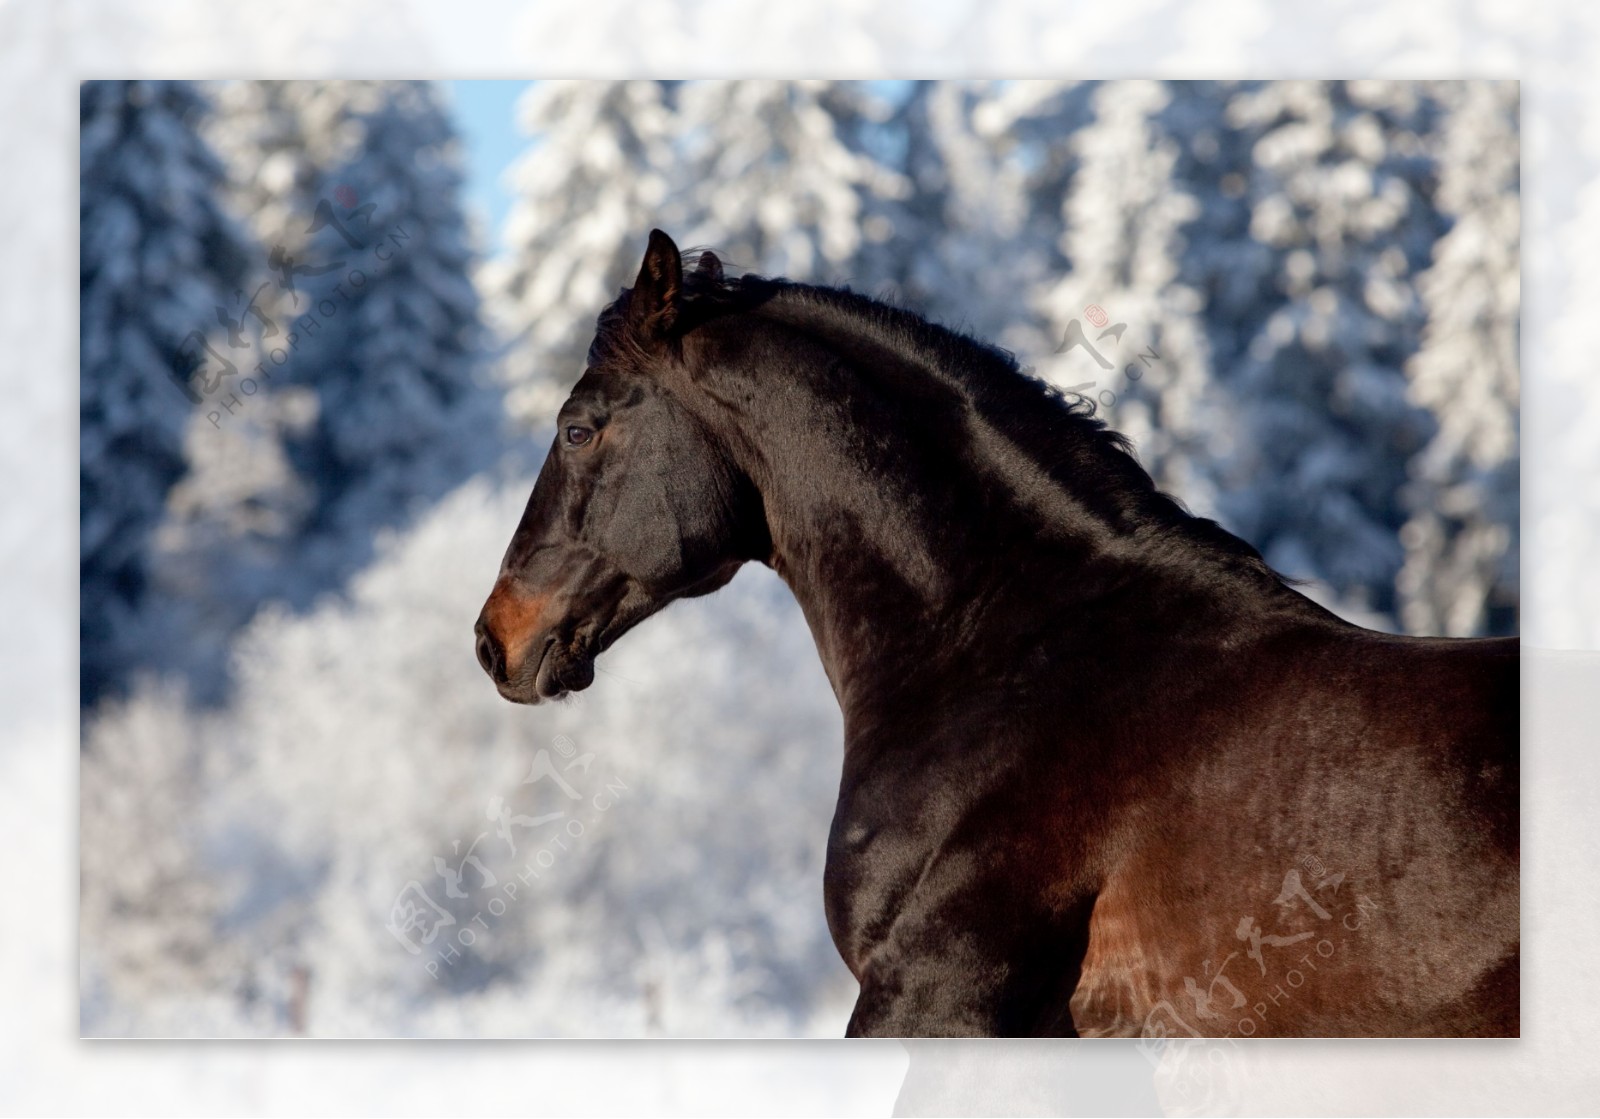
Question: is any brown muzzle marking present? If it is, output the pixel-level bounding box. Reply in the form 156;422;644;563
478;575;553;681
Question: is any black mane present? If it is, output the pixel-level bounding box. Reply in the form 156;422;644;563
598;250;1282;585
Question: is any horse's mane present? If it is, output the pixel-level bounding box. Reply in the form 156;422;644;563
598;248;1283;585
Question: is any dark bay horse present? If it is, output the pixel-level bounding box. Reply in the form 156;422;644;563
476;230;1519;1037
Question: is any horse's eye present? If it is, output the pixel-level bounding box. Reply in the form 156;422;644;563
566;425;594;447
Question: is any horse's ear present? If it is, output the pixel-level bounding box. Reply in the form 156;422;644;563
629;228;681;339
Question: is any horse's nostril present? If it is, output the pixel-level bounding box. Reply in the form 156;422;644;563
476;629;504;682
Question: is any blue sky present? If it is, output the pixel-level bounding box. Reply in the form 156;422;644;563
444;80;532;255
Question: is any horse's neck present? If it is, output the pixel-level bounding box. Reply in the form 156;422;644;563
743;413;972;707
711;362;1199;717
697;306;1312;723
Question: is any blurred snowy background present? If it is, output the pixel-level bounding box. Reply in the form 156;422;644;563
77;79;1520;1039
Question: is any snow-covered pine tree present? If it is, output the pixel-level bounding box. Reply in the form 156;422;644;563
483;81;680;426
1215;80;1446;623
278;81;501;587
206;81;322;249
150;81;496;685
852;81;1070;356
149;82;375;698
203;81;399;345
980;80;1101;342
1160;81;1279;410
206;80;419;248
973;79;1096;297
668;81;909;285
1035;80;1228;517
80;80;253;707
1397;81;1520;636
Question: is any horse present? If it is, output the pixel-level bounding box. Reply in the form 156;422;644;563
475;230;1519;1038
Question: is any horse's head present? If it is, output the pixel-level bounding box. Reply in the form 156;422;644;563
476;230;767;703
